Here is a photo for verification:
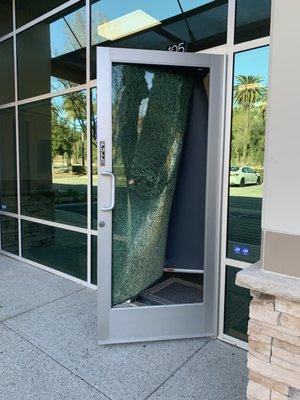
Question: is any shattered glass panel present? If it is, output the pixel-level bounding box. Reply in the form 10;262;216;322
111;63;194;306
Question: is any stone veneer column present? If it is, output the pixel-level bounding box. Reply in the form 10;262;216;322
236;264;300;400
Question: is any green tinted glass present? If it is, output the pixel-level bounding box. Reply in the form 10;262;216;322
224;265;251;342
235;0;271;44
22;220;87;280
0;38;14;105
0;107;17;213
17;2;86;100
19;92;87;228
0;215;19;255
16;0;67;27
91;234;97;285
111;63;195;305
0;0;13;36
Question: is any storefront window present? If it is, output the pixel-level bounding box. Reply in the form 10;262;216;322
90;0;228;78
235;0;271;44
0;107;17;213
0;38;14;105
0;0;274;342
21;220;87;280
17;2;86;99
0;0;13;37
19;91;88;228
227;46;269;263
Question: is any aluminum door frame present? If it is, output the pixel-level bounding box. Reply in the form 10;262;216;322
97;47;226;344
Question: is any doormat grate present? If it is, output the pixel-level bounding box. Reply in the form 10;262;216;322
139;277;203;305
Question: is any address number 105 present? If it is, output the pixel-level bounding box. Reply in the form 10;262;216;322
167;42;186;52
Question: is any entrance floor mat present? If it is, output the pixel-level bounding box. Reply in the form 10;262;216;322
138;277;203;305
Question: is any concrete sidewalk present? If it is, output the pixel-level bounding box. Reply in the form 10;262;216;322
0;254;248;400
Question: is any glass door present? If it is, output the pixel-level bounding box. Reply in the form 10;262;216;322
97;47;225;344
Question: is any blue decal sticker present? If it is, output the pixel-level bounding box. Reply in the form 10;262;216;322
233;245;250;256
233;245;241;254
241;247;250;256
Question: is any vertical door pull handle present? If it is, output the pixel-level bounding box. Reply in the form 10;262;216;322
100;171;115;211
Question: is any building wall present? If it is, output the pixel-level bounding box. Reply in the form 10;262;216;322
262;0;300;278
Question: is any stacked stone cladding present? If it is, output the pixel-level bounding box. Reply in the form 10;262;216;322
247;292;300;400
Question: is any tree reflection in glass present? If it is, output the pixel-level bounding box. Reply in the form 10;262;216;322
227;46;269;263
91;88;97;230
19;90;88;228
17;2;86;100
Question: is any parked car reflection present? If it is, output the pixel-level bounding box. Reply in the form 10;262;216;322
230;166;261;187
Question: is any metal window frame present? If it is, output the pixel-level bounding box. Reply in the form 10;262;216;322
0;0;271;348
195;0;270;348
0;0;97;290
208;0;270;349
